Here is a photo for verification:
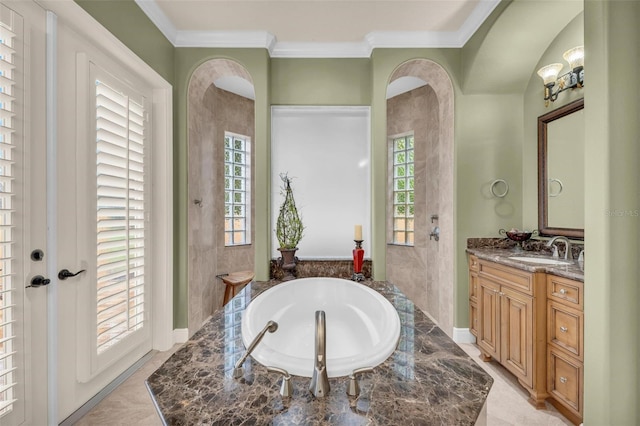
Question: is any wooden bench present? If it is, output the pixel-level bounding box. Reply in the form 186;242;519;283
220;270;255;306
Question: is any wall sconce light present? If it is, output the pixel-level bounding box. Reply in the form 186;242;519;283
537;45;584;106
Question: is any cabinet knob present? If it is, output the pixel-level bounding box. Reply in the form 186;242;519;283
560;376;568;384
559;288;567;295
560;326;568;333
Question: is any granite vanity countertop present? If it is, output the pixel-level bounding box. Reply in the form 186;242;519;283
146;280;493;425
466;247;584;282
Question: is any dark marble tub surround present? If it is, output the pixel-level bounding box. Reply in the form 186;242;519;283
146;280;493;425
270;259;372;280
467;239;584;282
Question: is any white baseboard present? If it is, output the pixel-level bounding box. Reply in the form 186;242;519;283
453;327;476;344
173;328;189;344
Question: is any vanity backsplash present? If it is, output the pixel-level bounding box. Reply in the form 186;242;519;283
467;237;584;260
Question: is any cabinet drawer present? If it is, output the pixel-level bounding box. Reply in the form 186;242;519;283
478;260;535;295
469;271;479;302
547;275;583;310
469;301;478;337
468;255;479;272
548;347;583;417
548;301;583;360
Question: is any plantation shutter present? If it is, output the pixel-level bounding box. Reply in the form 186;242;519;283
95;79;146;354
0;12;18;417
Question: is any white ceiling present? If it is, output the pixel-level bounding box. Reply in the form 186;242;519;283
135;0;501;57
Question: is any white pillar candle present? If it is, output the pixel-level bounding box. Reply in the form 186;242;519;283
354;225;362;240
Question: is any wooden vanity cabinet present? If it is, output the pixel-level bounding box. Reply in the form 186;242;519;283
546;274;584;425
475;258;548;408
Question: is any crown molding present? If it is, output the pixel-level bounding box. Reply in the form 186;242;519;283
135;0;177;43
135;0;500;58
457;0;502;44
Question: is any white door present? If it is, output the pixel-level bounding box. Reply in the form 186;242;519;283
0;2;172;422
55;14;154;421
0;1;48;425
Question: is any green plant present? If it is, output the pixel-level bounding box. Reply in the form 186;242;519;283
276;173;304;249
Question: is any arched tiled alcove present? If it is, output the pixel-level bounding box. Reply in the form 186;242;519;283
386;59;455;337
187;59;255;336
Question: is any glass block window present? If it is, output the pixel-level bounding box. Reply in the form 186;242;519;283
392;135;414;245
224;133;251;246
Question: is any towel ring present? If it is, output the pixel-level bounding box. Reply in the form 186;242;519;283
548;178;563;197
490;179;509;198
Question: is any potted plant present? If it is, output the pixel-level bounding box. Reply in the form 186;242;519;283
276;173;304;277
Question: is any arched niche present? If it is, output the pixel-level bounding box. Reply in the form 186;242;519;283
385;58;455;337
187;59;256;336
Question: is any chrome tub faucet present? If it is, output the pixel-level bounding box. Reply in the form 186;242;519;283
233;320;278;379
309;310;330;397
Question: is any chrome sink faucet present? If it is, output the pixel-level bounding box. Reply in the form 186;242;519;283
546;236;572;260
309;310;330;398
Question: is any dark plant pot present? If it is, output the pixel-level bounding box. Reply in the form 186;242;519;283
277;247;299;280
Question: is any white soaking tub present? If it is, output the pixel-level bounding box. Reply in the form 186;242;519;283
241;277;401;378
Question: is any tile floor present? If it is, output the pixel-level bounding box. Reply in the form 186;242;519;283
76;342;573;425
458;343;572;426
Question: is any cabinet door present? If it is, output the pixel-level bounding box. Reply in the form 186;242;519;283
548;347;582;418
548;301;583;360
501;286;534;387
478;278;500;360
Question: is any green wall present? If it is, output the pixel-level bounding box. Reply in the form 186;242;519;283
74;0;175;84
271;58;371;105
454;93;523;327
584;1;639;423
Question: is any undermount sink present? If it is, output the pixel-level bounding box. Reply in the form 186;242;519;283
508;256;570;265
241;277;401;378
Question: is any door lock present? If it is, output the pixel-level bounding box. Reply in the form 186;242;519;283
27;275;51;288
58;269;86;280
31;249;44;262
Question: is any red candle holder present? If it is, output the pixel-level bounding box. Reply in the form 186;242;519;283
352;240;364;281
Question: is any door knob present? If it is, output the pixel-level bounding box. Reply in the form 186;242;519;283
28;275;51;288
58;269;86;280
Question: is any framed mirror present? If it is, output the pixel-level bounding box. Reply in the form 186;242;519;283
538;98;584;239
